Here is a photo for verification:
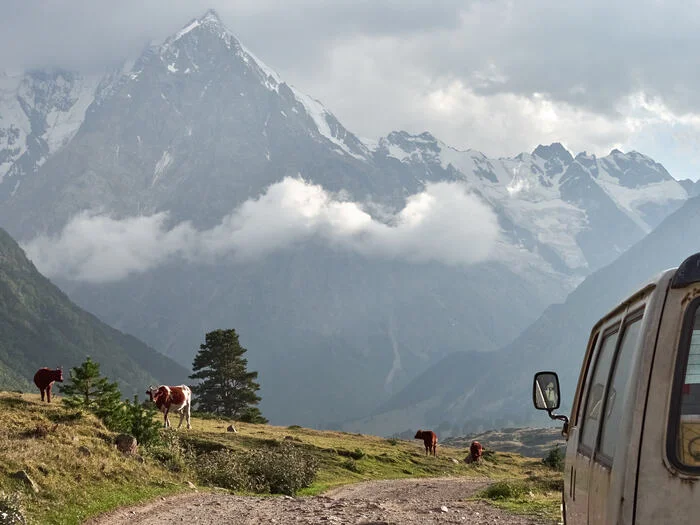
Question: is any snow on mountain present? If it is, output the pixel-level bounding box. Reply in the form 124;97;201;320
594;150;687;232
0;70;99;189
367;132;688;273
156;10;369;161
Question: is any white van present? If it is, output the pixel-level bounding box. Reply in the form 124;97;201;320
533;252;700;525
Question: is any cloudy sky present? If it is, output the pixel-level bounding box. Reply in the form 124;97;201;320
2;1;700;179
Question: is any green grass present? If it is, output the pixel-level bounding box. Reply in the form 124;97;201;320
473;457;563;523
41;484;184;525
0;391;563;524
0;392;190;524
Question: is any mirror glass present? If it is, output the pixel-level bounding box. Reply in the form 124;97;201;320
533;372;560;410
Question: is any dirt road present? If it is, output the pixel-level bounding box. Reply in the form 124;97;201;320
86;477;550;524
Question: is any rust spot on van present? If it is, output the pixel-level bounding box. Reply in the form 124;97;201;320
666;465;698;486
680;477;697;487
682;288;700;305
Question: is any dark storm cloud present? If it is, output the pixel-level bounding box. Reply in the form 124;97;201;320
0;0;465;72
2;0;698;115
449;1;700;115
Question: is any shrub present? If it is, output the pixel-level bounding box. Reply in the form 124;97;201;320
193;450;249;491
341;459;361;473
245;442;319;495
385;438;399;446
337;448;365;460
0;492;26;524
193;442;319;495
239;407;268;424
542;446;564;471
121;396;162;448
148;430;192;472
529;474;564;492
481;480;528;500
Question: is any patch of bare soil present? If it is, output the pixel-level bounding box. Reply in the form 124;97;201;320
85;477;549;524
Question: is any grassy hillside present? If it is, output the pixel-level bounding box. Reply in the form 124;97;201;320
444;427;566;458
0;391;563;525
0;228;190;394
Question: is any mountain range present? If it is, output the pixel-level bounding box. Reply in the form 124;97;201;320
0;10;695;430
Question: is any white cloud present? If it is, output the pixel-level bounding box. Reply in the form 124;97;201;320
23;177;501;283
23;213;197;283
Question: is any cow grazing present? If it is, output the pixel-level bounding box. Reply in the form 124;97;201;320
146;385;192;429
33;367;63;403
466;440;484;464
414;429;438;456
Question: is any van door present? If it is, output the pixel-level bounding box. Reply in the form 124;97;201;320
587;311;644;524
636;287;700;522
568;324;620;523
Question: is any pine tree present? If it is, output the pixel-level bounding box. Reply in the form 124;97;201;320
122;395;162;447
190;329;266;420
239;406;268;424
59;357;125;429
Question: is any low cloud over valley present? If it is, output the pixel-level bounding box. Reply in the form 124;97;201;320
23;178;500;283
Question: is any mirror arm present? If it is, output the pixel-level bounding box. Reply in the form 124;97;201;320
546;409;570;438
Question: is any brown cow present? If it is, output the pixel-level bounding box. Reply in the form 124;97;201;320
33;367;64;402
465;440;484;464
146;385;192;429
414;429;438;456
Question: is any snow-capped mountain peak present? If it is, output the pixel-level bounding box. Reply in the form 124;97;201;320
532;142;574;164
153;11;367;160
172;9;225;42
0;69;99;193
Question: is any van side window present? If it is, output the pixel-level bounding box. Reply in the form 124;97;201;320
670;302;700;470
580;329;619;452
573;332;599;428
597;314;643;461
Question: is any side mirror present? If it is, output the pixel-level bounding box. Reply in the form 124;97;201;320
533;371;569;438
533;371;561;410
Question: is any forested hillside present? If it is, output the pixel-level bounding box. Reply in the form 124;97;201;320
0;228;189;394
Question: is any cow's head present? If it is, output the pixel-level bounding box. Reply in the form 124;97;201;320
146;385;168;404
414;430;423;439
146;385;158;401
54;367;64;382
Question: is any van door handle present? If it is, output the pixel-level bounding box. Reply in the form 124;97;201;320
570;466;576;500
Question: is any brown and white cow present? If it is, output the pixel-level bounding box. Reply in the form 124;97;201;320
146;385;192;429
414;429;438;456
33;367;63;403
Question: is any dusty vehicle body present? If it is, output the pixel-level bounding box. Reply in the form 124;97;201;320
534;252;700;525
